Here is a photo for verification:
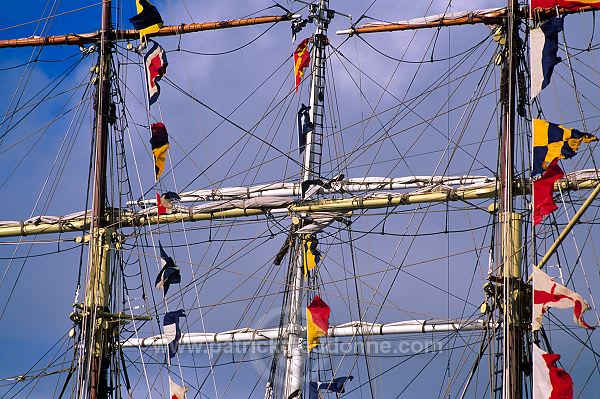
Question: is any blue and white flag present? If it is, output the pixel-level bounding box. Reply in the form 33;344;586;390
530;17;563;99
309;376;353;399
155;242;181;295
297;104;312;155
163;309;186;359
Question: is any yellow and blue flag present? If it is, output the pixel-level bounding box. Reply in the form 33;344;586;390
303;234;321;275
532;119;597;176
129;0;163;39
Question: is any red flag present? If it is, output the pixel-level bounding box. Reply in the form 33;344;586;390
156;193;167;216
306;295;330;351
531;0;600;11
533;343;573;399
294;38;311;92
532;267;595;331
533;159;563;225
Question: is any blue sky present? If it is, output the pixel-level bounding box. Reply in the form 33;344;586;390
1;1;599;398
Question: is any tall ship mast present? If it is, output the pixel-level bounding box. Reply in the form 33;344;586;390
0;1;599;398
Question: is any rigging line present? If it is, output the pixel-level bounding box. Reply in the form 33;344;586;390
0;331;71;398
113;100;156;397
348;226;379;399
552;68;600;117
341;315;478;396
348;240;480;309
0;97;88;179
0;22;49;148
220;247;287;397
559;22;600;183
166;232;283;319
0;80;91;320
350;2;448;178
556;189;600;326
114;36;297;159
127;220;284;314
0;56;87;142
544;312;600;361
135;49;296;191
325;47;348;176
173;22;278;56
352;0;382;26
329;202;437;386
316;59;490;142
296;53;492;173
158;51;296;186
358;34;490;64
0;2;100;33
330;45;418;179
120;240;443;316
324;217;491;242
185;242;285;393
214;47;297;195
165;153;220;397
431;43;500;180
0;53;81;72
120;71;167;396
334;86;499;177
343;19;430;180
245;71;300;186
161;78;304;186
0;245;78;260
332;46;498;175
0;83;91;155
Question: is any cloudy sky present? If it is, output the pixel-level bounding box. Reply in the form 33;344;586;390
1;1;599;398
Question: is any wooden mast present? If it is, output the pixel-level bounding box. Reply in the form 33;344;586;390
82;0;112;397
499;1;522;398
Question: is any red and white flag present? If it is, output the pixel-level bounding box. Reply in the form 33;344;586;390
533;343;573;399
144;40;168;106
532;267;595;331
169;377;189;399
156;193;168;216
